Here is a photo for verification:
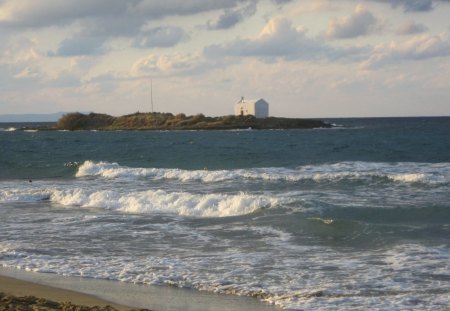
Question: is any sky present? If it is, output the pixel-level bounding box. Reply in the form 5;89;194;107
0;0;449;118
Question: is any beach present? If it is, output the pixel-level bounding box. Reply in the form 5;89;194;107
0;274;133;310
0;268;279;311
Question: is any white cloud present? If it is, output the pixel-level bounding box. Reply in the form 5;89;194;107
205;17;326;60
13;66;42;79
0;0;449;117
0;0;258;57
0;35;89;95
291;1;338;15
204;17;368;62
130;53;205;77
361;33;450;69
0;37;45;87
325;5;381;39
0;37;39;64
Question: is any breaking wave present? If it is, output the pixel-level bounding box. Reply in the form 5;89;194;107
76;160;450;185
0;127;17;132
51;188;277;217
0;187;278;218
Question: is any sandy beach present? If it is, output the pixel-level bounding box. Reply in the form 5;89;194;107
0;269;279;311
0;274;141;310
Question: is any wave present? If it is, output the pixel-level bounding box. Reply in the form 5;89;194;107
0;187;278;218
1;241;447;311
0;127;17;132
0;188;51;203
76;160;450;185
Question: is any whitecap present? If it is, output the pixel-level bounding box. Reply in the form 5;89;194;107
75;160;450;185
0;188;52;203
50;188;278;218
0;127;17;132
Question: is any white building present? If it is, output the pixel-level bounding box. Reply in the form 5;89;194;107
234;97;269;118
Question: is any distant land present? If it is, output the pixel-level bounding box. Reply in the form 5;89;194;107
0;112;66;122
51;112;331;131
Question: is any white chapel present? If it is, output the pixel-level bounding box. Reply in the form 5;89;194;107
234;97;269;118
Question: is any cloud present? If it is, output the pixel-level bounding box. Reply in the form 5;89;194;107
291;1;338;15
0;37;41;65
13;66;42;80
52;75;82;88
0;35;91;90
207;2;257;30
48;36;107;57
133;26;188;48
325;5;381;39
396;21;428;35
0;38;39;67
0;0;244;46
0;0;298;59
128;0;242;19
271;0;292;4
390;0;434;11
0;0;249;56
0;0;239;28
0;0;128;28
369;0;450;12
361;33;450;69
204;17;369;63
131;53;205;77
205;17;325;61
0;37;48;91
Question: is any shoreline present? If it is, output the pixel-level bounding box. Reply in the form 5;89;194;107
52;112;332;131
0;268;280;311
0;274;133;310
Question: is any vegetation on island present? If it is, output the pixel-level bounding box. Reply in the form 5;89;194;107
54;112;331;131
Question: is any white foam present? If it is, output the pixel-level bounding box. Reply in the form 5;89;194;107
76;160;237;182
0;127;17;132
48;188;278;218
307;217;335;225
0;188;51;203
75;160;450;185
2;241;448;311
388;173;427;183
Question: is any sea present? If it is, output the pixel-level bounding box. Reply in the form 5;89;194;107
0;117;449;310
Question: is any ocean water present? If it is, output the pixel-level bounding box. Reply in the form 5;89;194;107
0;117;449;310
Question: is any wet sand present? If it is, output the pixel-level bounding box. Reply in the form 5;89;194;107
0;268;279;311
0;275;142;311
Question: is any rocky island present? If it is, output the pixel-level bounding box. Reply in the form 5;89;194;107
52;112;331;131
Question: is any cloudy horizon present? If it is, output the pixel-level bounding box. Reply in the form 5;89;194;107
1;0;449;118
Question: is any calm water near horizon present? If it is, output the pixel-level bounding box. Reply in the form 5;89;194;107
1;117;449;310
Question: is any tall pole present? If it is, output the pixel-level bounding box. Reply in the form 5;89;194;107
150;78;154;113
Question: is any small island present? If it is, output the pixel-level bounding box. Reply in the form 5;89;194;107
52;112;331;131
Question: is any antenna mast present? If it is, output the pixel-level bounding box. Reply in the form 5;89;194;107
150;78;154;113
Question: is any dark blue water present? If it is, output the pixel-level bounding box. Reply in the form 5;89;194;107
1;117;448;179
0;117;449;310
